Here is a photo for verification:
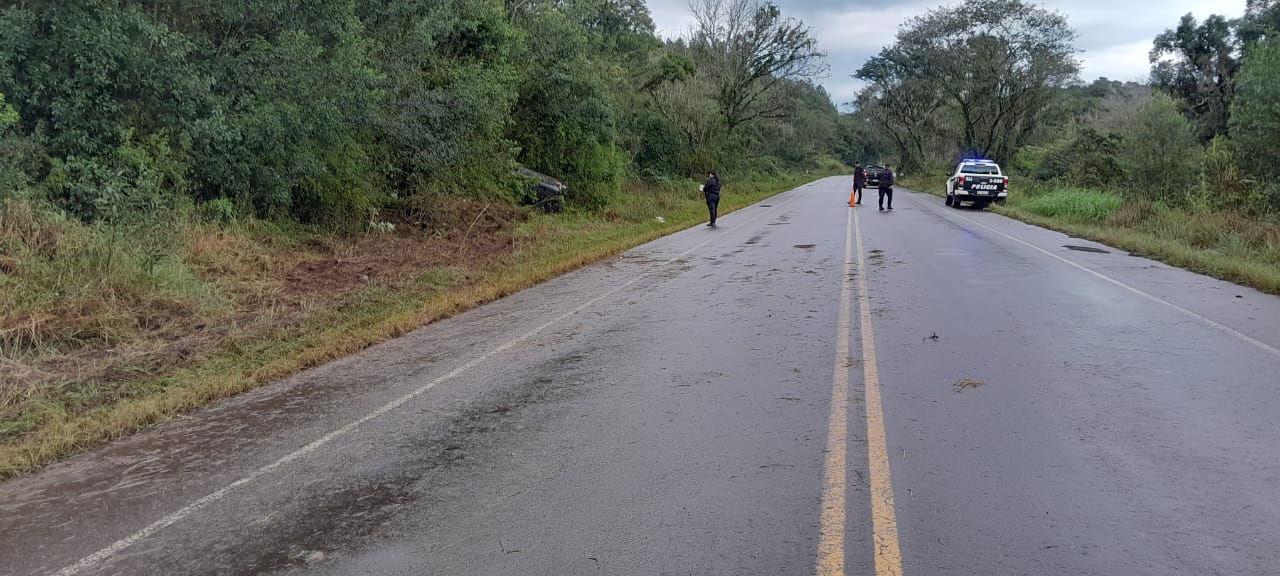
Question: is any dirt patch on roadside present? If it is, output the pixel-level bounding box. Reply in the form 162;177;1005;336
285;200;524;298
0;199;527;441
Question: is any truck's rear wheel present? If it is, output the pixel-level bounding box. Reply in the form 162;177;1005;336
952;197;964;209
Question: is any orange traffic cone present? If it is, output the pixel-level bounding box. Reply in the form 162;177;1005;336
849;189;858;206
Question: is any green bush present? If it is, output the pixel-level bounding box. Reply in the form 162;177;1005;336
1010;129;1124;189
1049;129;1124;187
42;132;188;222
199;198;237;225
630;114;683;179
1021;188;1124;222
1120;93;1202;202
1197;136;1265;213
291;140;387;232
1009;145;1049;177
1230;37;1280;212
0;136;40;198
0;91;37;196
810;154;849;173
0;91;15;130
567;142;628;210
1231;38;1280;182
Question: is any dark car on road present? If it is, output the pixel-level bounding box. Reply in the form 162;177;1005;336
864;165;889;188
514;167;566;213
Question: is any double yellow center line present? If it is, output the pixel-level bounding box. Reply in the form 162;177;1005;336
817;208;904;576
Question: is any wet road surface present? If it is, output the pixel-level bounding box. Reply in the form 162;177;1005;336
3;177;1280;575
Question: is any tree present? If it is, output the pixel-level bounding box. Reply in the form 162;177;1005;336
641;46;723;173
853;56;946;170
0;1;203;161
855;0;1079;165
754;80;838;169
690;0;826;137
1150;13;1240;141
360;0;520;193
0;1;207;219
1230;38;1280;184
510;7;628;206
565;0;655;36
1238;0;1280;49
832;109;893;168
1119;93;1202;202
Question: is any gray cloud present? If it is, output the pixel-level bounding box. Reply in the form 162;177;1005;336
648;0;1249;102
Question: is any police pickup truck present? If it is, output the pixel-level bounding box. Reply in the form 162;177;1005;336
945;159;1008;209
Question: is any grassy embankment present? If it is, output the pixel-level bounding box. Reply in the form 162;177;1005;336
900;174;1280;295
0;175;820;478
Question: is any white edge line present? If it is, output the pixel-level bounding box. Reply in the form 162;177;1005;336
52;182;815;576
908;191;1280;359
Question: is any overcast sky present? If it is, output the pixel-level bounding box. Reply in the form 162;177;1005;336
645;0;1248;106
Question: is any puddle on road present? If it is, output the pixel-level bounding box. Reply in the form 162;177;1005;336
1063;245;1111;254
794;244;816;250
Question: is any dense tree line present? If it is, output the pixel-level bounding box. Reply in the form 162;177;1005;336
846;0;1079;171
846;0;1280;213
0;0;838;227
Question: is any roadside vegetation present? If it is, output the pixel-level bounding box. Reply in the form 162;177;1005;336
0;0;841;476
855;0;1280;296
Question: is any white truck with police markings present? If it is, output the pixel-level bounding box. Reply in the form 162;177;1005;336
945;160;1008;210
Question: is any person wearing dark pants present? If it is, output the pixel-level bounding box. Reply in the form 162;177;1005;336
703;170;721;227
878;165;895;211
851;163;865;206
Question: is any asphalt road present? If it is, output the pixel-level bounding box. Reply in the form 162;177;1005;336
3;177;1280;576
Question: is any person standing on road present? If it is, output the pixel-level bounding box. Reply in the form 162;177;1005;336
850;163;865;206
878;164;895;211
703;170;721;227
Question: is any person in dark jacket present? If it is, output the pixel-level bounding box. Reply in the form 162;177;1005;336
878;165;895;211
850;163;865;206
703;170;721;227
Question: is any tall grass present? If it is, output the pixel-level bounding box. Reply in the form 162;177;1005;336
1;200;228;350
1020;188;1123;223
